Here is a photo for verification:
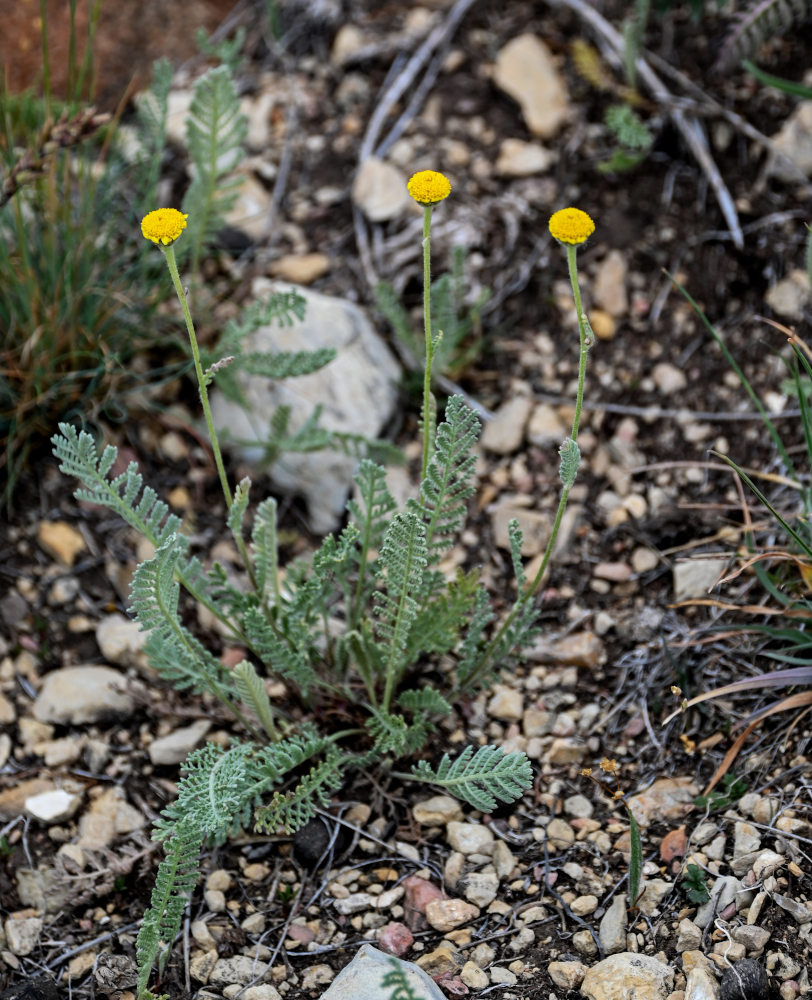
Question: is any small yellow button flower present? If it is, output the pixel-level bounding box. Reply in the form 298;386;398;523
407;170;451;206
548;207;595;246
141;208;189;246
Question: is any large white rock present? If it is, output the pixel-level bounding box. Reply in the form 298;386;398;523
211;279;401;533
317;944;446;1000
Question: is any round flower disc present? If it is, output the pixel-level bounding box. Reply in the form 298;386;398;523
548;207;595;246
141;208;189;246
407;170;451;206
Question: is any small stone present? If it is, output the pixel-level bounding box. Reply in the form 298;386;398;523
206;869;232;893
241;912;265;934
0;692;15;724
593;251;628;318
148;719;211;766
527;403;567;447
300;965;334;990
733;821;761;859
461;960;489;989
712;941;746;962
545;737;586;765
590;309;617;340
4;916;43;956
631;547;659;573
492;840;516;880
581;953;674;1000
530;630;605;668
33;665;135;725
490;966;518;986
352;157;410;222
495;138;554;176
490;496;552;556
208;956;269;989
487;683;523;721
548;961;587;990
636;879;673;916
268;252;330;285
599;895;627;955
696;876;746;929
627;776;698;828
378;922;414;957
593;561;633;582
190;950;219;984
676;918;703;952
573;929;599;956
731;925;770;954
204;889;226;913
96;613;148;669
37;520;86;566
243;987;282;1000
571;894;598;916
425;898;480;932
480;394;534;454
446;821;494;856
547;818;575;848
752;850;784;881
25;788;82;824
493;34;569;138
416;944;463;977
457;872;499;908
768;101;812;180
412;795;464;826
523;707;555;737
0;778;57;821
685;966;720;1000
331;24;367;66
564;794;593;818
773;892;811;923
673;558;728;601
652;362;687;395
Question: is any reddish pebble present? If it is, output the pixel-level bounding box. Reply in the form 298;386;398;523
286;923;315;944
378;921;414;957
403;873;445;931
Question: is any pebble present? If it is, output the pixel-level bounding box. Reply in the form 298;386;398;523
685;966;720;1000
25;788;82;824
696;876;746;928
593;251;628;317
457;872;498;908
548;960;587;990
581;953;674;1000
480;394;534;454
446;821;494;856
731;925;771;953
571;894;598;916
523;707;555;737
96;613;149;668
768;100;812;180
148;719;211;766
773;892;811;923
461;960;489;989
599;895;627;955
529;630;605;668
208;956;269;989
495;138;554;176
733;821;761;859
268;252;330;285
0;692;15;723
416;944;462;977
4;915;43;956
636;879;673;916
412;795;464;825
242;988;281;1000
652;362;688;395
676;918;703;952
487;683;523;721
425;898;480;932
564;793;593;818
631;546;659;573
77;786;146;849
490;496;552;556
752;850;784;880
493;34;569;138
492;840;516;880
673;557;728;601
490;966;518;986
352;156;410;222
527;403;567;447
764;268;810;320
190;950;219;984
545;737;586;764
37;520;86;566
33;665;135;725
590;309;617;340
547;818;575;848
627;776;698;827
300;965;334;990
377;922;414;957
0;778;58;820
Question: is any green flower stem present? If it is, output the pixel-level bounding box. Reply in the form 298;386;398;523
523;244;591;598
420;203;435;483
465;243;592;687
162;245;232;507
161;244;257;586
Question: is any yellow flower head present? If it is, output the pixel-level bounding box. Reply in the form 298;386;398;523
600;757;619;775
407;170;451;206
548;207;595;246
141;208;189;246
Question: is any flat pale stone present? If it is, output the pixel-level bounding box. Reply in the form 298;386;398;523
490;495;552;557
487;683;523;721
581;953;673;1000
495;138;554;176
33;665;134;725
319;944;446;1000
446;821;494;856
96;613;149;669
25;788;82;824
685;966;720;1000
599;895;627;955
593;251;628;318
412;795;464;826
5;916;43;956
493;34;569;138
268;253;330;285
148;719;211;766
548;960;587;990
457;872;498;908
480;395;533;454
425;898;480;932
673;557;728;601
627;776;698;828
352;157;410;222
636;879;673;916
37;520;86;566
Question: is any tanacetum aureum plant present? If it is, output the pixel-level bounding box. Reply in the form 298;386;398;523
52;187;597;1000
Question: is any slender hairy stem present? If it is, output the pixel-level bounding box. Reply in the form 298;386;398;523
162;245;232;507
420;203;435;482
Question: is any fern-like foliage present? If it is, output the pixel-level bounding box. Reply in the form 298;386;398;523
412;745;533;813
348;459;397;624
134;58;173;209
406;568;479;662
716;0;812;72
251;497;280;605
411;394;480;566
181;65;248;273
456;585;496;692
243;605;319;696
130;535;236;704
232;660;277;739
373;512;427;676
253;749;343;833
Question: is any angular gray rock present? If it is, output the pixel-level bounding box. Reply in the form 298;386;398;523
317;944;445;1000
211;279;401;534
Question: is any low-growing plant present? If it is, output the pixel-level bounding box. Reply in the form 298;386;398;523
53;186;598;1000
599;103;654;174
680;862;710;904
